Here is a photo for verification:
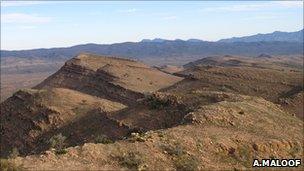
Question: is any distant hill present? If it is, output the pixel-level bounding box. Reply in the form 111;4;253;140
141;38;205;43
1;41;303;61
1;30;303;63
219;29;303;43
2;30;303;62
183;54;303;71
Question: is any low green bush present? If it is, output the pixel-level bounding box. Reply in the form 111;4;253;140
161;144;185;156
174;154;199;171
0;159;24;171
117;151;143;170
49;133;67;155
95;134;113;144
160;143;199;171
9;148;19;159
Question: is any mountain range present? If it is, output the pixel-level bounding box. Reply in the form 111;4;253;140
219;29;303;43
140;29;304;43
1;30;303;62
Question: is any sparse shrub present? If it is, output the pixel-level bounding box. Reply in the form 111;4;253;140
145;92;182;110
147;96;170;109
174;155;199;171
269;154;276;159
128;132;148;143
220;85;230;92
72;105;91;115
117;151;143;170
252;143;258;151
228;147;236;156
49;133;67;155
212;93;230;102
182;113;197;124
161;144;185;156
158;132;165;138
9;148;20;159
230;146;252;167
186;73;196;80
289;145;301;158
95;134;113;144
160;143;199;170
0;159;23;171
238;110;245;115
55;149;68;155
196;141;203;152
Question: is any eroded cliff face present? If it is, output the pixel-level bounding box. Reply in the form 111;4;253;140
0;88;127;157
35;61;143;105
0;90;192;157
1;90;61;156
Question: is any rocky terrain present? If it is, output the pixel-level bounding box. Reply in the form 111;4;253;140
0;53;182;157
183;54;303;71
34;53;182;105
174;55;304;119
0;53;303;170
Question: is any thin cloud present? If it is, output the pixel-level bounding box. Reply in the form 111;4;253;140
2;13;51;23
274;1;303;8
117;8;139;13
1;1;49;7
202;4;270;12
201;1;303;12
243;15;278;21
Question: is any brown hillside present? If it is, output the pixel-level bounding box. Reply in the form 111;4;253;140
184;55;303;72
7;92;303;170
171;56;303;119
280;92;304;119
1;54;303;170
35;53;182;105
0;88;126;157
0;53;183;157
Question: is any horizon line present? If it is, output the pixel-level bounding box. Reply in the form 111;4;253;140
1;29;303;51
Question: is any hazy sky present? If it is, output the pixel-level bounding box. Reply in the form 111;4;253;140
1;1;303;50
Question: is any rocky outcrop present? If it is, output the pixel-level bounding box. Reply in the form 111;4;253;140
1;90;64;156
35;59;144;105
0;88;126;157
29;108;136;155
